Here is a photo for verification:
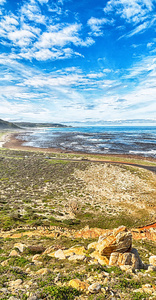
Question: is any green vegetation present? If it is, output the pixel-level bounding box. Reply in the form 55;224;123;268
42;285;80;299
0;119;20;129
0;147;156;299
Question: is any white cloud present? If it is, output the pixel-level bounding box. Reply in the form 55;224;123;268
8;29;36;47
0;0;95;62
88;17;114;36
21;1;46;24
126;18;156;37
0;15;19;38
35;23;81;48
104;0;154;24
34;48;74;60
0;0;6;5
38;0;49;4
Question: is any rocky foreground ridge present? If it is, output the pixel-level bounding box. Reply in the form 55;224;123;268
0;225;156;299
1;222;156;242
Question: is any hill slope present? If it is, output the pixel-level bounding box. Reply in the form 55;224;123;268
14;122;69;128
0;119;21;129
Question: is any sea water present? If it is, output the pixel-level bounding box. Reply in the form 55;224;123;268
17;126;156;158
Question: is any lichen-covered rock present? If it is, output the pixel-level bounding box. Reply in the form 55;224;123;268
149;255;156;266
9;250;20;257
87;241;99;250
96;226;132;257
1;259;10;266
36;268;51;275
14;243;26;253
68;254;86;261
88;283;101;293
64;246;86;257
131;248;143;269
68;279;89;291
55;249;66;260
109;248;142;269
8;279;23;288
90;251;109;265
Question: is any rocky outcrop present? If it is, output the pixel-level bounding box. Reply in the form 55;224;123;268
1;223;156;243
87;226;144;270
47;226;145;270
131;227;156;242
109;248;143;270
96;226;132;256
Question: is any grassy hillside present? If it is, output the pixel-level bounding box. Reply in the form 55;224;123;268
0;119;20;129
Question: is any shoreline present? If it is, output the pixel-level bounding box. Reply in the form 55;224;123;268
2;131;156;163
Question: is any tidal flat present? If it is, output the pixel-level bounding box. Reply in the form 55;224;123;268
0;146;156;299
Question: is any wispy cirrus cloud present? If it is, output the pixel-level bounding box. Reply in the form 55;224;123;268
119;17;156;39
103;0;156;39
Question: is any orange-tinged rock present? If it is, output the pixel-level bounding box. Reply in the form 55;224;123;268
32;254;41;261
48;251;55;257
131;227;156;242
64;246;86;257
87;242;98;250
109;252;119;266
36;268;51;275
96;226;132;257
90;251;109;265
149;255;156;266
68;279;89;291
74;226;109;239
9;250;20;257
109;248;143;269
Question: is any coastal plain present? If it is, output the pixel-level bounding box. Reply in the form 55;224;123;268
0;132;156;299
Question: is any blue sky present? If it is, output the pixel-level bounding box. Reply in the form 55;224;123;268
0;0;156;124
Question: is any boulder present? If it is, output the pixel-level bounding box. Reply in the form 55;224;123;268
90;251;109;265
36;268;51;275
96;226;132;257
68;254;86;261
8;279;23;288
28;245;46;254
1;259;10;266
9;250;20;257
68;279;89;291
147;265;156;272
109;248;142;269
64;246;86;257
149;255;156;266
88;283;101;294
14;243;26;253
55;249;66;260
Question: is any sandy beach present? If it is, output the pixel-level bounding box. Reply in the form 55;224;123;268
0;132;13;148
2;131;156;165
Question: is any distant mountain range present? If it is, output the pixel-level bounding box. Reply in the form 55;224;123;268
0;119;68;129
14;122;69;128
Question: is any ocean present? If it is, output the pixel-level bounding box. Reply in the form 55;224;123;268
17;126;156;158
